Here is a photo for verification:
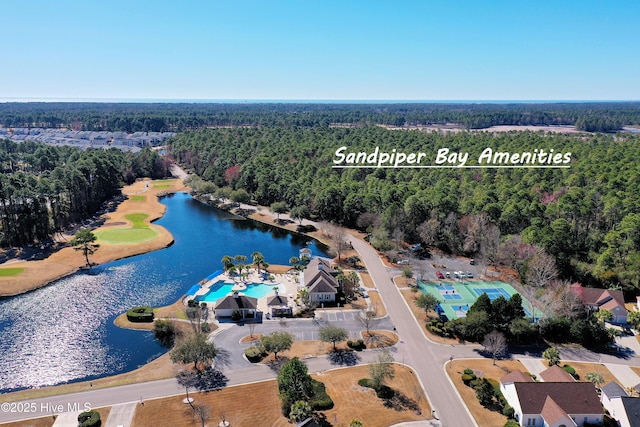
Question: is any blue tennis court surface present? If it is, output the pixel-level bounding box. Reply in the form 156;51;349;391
419;280;542;321
473;287;510;300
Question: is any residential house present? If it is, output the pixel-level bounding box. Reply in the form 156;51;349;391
214;291;258;318
302;258;339;304
600;382;640;427
500;370;604;426
570;283;628;324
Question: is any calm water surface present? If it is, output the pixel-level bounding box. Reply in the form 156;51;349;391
0;192;328;392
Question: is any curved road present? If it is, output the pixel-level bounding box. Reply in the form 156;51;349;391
2;168;637;425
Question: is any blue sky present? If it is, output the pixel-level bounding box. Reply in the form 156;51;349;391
2;0;639;101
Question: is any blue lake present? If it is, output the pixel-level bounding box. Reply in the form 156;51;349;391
0;192;328;393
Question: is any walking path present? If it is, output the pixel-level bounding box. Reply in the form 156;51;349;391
51;411;79;427
2;165;639;426
103;402;138;427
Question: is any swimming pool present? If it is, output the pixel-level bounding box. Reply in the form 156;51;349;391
195;280;284;303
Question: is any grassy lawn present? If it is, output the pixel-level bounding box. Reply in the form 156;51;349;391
130;195;146;201
96;213;159;244
447;359;525;427
125;213;150;228
0;267;24;277
131;364;431;427
153;184;172;188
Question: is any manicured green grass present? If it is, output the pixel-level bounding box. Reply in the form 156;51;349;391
0;267;24;277
152;179;174;183
125;213;149;228
153;184;171;188
96;213;158;244
130;195;146;202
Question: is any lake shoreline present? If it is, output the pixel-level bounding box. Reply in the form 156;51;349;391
0;178;187;298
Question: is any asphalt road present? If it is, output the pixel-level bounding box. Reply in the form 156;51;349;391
2;172;638;425
349;236;478;427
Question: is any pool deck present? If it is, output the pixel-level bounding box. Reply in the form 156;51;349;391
190;269;302;316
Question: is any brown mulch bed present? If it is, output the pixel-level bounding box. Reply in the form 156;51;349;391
361;330;399;348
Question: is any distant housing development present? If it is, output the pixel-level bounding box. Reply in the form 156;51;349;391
0;127;175;152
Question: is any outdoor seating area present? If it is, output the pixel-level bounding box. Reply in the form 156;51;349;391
186;268;302;318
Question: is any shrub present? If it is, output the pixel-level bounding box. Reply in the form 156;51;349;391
187;299;198;308
463;368;474;375
231;309;242;321
126;306;154;322
358;378;374;388
244;346;264;363
503;405;515;418
310;379;334;410
461;374;475;385
347;339;366;351
375;385;395;399
504;420;520;427
562;364;579;379
77;410;100;427
201;322;211;333
153;319;176;348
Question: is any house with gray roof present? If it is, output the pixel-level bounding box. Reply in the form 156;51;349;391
600;381;640;427
302;258;339;304
214;291;258;319
267;291;291;317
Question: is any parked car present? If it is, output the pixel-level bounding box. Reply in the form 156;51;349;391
469;259;475;265
436;271;445;279
465;271;474;278
445;271;451;278
397;259;410;265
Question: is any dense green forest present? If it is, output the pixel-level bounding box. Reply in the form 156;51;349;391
0;140;170;247
170;126;640;298
0;102;638;131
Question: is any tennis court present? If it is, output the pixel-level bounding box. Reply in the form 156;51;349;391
419;280;537;321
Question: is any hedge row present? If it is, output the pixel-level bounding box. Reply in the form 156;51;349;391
126;306;154;322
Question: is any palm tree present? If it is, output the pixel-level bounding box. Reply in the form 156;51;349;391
234;254;247;276
221;255;234;272
586;372;605;388
252;251;265;274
